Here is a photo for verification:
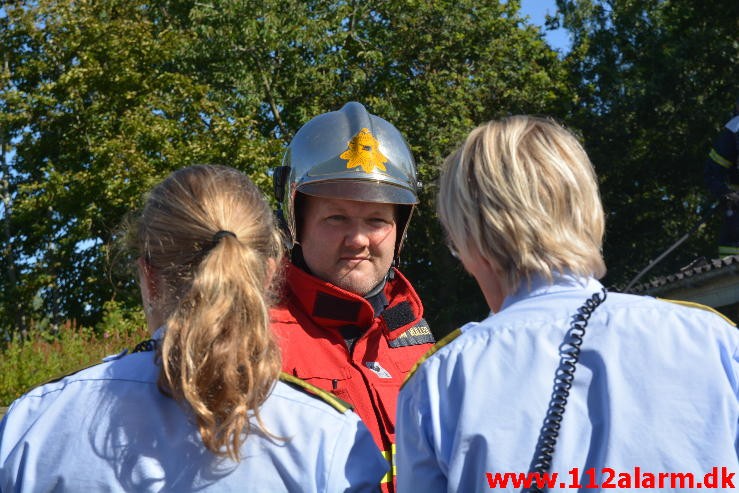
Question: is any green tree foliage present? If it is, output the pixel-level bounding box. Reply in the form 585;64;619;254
1;0;277;330
553;0;739;289
1;0;571;336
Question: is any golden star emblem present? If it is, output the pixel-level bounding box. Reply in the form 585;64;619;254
339;128;388;173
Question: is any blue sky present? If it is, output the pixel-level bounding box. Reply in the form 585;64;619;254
519;0;571;53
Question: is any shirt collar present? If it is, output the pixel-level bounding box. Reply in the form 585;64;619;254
499;272;603;312
152;325;166;341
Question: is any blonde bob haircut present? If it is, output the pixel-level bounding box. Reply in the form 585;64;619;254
131;164;284;461
438;115;606;294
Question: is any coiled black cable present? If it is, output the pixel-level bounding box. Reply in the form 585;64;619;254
525;288;607;493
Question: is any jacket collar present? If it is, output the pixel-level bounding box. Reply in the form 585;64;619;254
282;262;423;333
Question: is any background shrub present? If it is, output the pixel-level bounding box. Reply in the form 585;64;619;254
0;301;148;407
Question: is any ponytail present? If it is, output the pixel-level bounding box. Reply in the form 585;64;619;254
133;165;284;460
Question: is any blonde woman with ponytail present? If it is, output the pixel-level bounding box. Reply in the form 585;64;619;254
0;165;387;492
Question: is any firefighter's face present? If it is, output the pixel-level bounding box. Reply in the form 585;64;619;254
300;196;397;296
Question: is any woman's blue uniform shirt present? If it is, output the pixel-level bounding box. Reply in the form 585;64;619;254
0;346;387;492
397;275;739;493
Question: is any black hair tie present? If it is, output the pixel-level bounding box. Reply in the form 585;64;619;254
213;230;237;242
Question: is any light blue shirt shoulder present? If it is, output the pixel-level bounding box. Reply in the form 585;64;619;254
397;275;739;493
1;351;386;492
725;115;739;133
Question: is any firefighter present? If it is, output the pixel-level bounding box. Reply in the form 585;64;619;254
272;102;435;492
704;97;739;256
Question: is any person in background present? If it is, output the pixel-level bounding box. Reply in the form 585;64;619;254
0;164;387;492
271;102;434;492
397;116;739;492
704;97;739;256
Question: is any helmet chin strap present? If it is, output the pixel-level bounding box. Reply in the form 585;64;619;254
393;204;415;266
364;273;390;298
364;272;391;317
289;245;310;272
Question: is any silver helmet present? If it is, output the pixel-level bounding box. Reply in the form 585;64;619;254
274;102;419;260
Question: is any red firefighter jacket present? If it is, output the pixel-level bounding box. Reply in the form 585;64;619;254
270;263;434;492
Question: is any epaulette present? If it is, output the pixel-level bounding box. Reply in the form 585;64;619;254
41;361;104;386
658;298;736;326
279;372;353;414
402;328;462;387
43;346;133;387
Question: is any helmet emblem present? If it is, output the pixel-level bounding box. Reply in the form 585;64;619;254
340;128;388;173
